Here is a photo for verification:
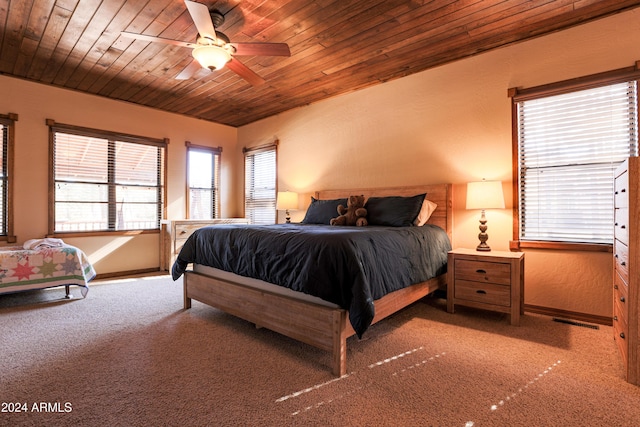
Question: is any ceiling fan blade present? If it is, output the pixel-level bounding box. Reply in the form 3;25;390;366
120;32;194;48
226;58;266;86
176;60;203;80
230;42;291;57
184;0;217;42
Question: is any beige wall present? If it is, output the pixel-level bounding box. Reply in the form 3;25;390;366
238;8;640;319
0;76;238;275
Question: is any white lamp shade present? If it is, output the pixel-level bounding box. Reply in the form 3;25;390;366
192;45;231;70
276;191;298;210
466;180;505;210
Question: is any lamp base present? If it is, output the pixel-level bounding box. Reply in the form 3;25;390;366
476;242;492;252
476;209;491;251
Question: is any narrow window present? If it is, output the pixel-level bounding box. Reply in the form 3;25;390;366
187;143;221;219
244;143;277;225
49;120;167;234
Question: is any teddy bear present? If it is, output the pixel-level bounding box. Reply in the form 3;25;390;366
330;195;368;226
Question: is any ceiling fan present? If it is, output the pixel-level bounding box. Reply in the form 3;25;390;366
120;0;290;86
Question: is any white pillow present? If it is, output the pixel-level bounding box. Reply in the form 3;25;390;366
413;199;438;226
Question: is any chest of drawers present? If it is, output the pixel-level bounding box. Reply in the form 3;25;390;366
613;157;640;385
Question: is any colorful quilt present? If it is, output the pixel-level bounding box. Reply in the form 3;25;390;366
0;245;96;297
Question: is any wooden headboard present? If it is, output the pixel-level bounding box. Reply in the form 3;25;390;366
315;184;453;241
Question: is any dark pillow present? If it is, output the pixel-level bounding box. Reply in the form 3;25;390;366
301;197;347;225
365;193;427;227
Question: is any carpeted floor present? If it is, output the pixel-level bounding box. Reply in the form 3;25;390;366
1;275;639;426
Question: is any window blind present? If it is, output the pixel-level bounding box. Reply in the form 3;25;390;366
517;81;638;244
53;130;165;232
244;147;276;225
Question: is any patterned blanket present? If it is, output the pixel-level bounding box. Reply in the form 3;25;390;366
0;244;96;297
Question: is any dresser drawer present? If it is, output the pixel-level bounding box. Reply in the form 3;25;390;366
614;239;629;281
614;170;629;208
614;208;629;245
613;306;628;367
454;280;511;307
454;259;511;285
614;270;629;318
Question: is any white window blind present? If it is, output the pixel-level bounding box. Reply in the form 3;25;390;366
517;81;638;244
52;128;165;233
188;147;220;219
244;147;276;225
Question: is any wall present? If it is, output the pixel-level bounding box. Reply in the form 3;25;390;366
238;8;640;319
0;76;238;275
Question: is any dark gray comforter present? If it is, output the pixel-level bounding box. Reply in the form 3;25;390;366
172;223;451;337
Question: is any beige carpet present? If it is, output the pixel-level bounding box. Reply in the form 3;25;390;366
1;275;639;427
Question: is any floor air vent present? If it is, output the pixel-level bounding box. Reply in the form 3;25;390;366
552;318;599;330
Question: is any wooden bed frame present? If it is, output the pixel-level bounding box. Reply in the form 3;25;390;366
183;184;452;376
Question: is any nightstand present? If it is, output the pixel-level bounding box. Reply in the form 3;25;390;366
447;248;525;325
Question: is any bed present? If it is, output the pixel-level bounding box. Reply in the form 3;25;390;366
172;184;452;376
0;243;96;298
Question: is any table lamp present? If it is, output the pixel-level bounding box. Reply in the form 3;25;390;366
276;191;298;223
466;180;505;251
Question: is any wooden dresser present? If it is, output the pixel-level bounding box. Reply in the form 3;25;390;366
161;218;249;271
613;157;640;385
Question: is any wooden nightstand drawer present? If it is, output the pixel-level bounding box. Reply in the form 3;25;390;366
454;259;511;285
454;280;510;307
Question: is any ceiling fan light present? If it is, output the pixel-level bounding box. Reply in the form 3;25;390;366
192;45;231;70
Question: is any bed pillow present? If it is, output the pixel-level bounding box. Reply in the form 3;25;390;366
365;193;426;227
301;197;347;225
414;199;438;226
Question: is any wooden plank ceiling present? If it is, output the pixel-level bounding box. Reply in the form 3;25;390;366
1;0;639;127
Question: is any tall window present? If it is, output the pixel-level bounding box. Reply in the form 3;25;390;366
187;143;221;219
512;69;639;249
0;113;16;242
244;143;277;224
49;120;166;234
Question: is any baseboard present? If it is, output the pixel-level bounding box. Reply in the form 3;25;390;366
94;268;165;281
524;304;612;326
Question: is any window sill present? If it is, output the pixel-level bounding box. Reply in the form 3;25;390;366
50;229;159;238
510;240;612;253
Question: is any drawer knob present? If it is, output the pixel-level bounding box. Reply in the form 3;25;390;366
621;261;626;266
476;269;487;274
180;230;187;234
476;290;487;295
614;284;618;290
621;225;626;229
614;316;618;321
621;296;626;303
620;332;626;339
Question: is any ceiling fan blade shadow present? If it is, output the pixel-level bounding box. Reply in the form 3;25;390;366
120;32;194;48
226;58;266;86
176;60;203;80
184;0;217;42
230;42;290;57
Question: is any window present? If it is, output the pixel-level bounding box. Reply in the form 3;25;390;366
0;113;16;242
187;143;221;219
511;67;640;249
244;143;277;224
48;120;166;234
